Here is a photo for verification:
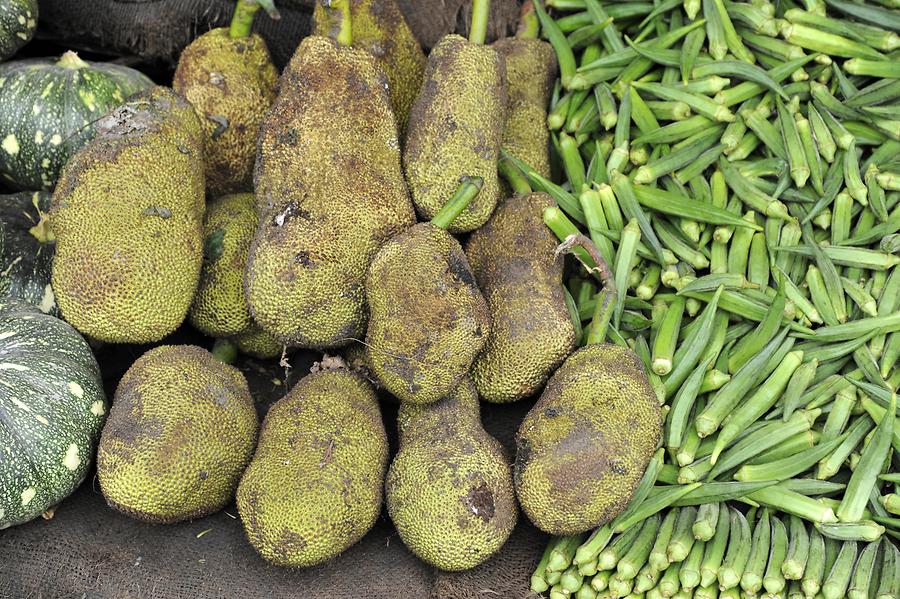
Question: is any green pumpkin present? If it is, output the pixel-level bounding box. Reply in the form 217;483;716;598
0;191;56;315
0;0;37;61
0;51;153;190
0;297;107;529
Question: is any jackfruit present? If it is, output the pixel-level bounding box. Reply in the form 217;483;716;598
247;34;416;348
465;193;576;403
232;324;284;359
386;378;517;570
97;345;259;523
50;86;205;344
514;344;662;535
403;34;506;232
237;368;388;567
365;219;490;404
493;37;556;177
313;0;425;132
173;2;279;195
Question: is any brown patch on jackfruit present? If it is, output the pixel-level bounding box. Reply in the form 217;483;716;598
464;192;576;403
247;35;415;349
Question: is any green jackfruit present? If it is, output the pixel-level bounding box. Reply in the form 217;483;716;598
514;344;662;535
173;10;278;195
97;345;258;523
232;324;284;359
386;379;517;570
247;35;416;348
493;37;556;177
313;0;425;132
465;193;576;403
365;222;490;404
50;86;205;344
237;368;388;567
404;34;506;233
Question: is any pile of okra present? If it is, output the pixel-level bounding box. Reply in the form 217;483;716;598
509;0;900;596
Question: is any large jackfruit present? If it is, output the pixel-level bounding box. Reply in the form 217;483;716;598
403;34;506;233
97;345;259;524
465;193;576;403
247;35;416;348
386;379;517;571
514;344;662;535
173;27;278;196
50;86;205;344
493;37;556;177
312;0;425;132
237;368;388;567
365;222;490;404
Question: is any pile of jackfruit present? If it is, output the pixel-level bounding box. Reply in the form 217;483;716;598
48;0;661;571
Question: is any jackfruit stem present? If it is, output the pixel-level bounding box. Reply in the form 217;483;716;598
469;0;491;45
431;176;484;230
321;0;354;46
516;1;540;40
229;0;281;39
211;338;239;364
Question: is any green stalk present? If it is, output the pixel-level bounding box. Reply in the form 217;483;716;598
469;0;491;44
431;177;484;230
230;0;280;39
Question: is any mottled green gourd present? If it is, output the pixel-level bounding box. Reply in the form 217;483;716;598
0;192;56;315
313;0;425;132
403;33;506;232
0;52;153;190
493;29;557;177
0;298;106;530
515;344;662;535
465;192;576;403
173;0;279;196
0;0;36;60
365;179;491;404
50;86;206;344
237;368;388;567
247;32;416;348
188;193;282;357
386;379;517;571
97;345;258;524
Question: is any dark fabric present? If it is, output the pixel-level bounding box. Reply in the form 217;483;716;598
0;326;546;598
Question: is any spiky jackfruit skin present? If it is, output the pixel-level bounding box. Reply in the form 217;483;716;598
247;36;416;348
189;193;258;337
237;369;388;567
365;223;490;404
403;35;506;233
493;38;557;178
232;323;283;359
173;29;278;196
50;86;205;344
313;0;425;132
386;379;517;571
97;345;258;524
465;193;576;403
515;344;662;535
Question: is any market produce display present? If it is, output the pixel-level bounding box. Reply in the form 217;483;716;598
1;0;899;594
0;51;153;190
0;297;106;530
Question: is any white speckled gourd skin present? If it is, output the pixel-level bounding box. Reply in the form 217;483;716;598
0;298;107;529
0;192;56;315
0;0;37;61
0;52;153;190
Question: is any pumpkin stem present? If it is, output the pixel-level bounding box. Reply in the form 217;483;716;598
229;0;281;39
28;211;55;244
211;338;239;364
56;51;89;70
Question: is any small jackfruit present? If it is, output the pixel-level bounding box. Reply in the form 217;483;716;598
493;37;556;177
173;13;278;195
313;0;425;132
247;35;416;348
232;323;284;359
386;379;517;571
514;344;662;535
97;345;259;524
50;86;205;344
237;368;388;567
365;222;490;404
404;34;506;232
465;193;576;403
